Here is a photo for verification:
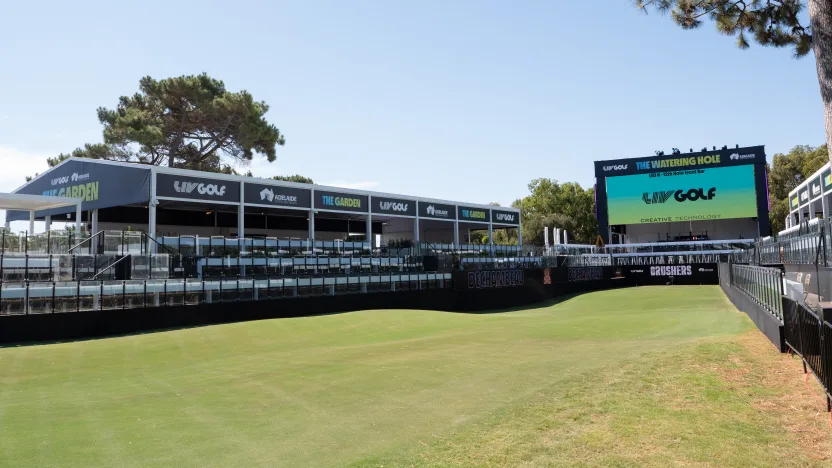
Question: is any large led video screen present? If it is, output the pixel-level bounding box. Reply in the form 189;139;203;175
606;165;758;225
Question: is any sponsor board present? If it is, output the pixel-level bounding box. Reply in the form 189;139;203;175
372;196;416;216
492;209;520;225
595;147;764;177
811;176;823;198
315;190;368;213
567;267;604;282
463;270;525;289
799;187;810;206
824;168;832;193
157;174;240;202
457;205;490;222
9;160;151;221
419;201;455;220
650;265;693;276
244;183;311;208
603;164;628;171
619;264;718;285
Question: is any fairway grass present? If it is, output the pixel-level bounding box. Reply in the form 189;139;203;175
1;286;830;467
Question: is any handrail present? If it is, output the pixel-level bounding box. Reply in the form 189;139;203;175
142;232;175;255
68;230;102;253
90;254;131;280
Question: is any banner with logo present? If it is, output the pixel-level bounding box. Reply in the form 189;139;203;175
605;164;758;225
790;193;800;210
811;176;823;200
454;269;525;290
799;186;809;207
315;190;368;213
824;168;832;194
156;173;240;203
566;267;604;282
371;196;416;216
621;264;718;285
418;201;456;220
244;182;311;209
492;209;520;225
8;160;151;220
457;205;490;223
594;146;765;177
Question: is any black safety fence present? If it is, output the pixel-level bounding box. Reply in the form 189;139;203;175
783;297;832;407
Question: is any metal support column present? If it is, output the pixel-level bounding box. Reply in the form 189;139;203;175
414;213;420;243
453;219;459;246
148;204;156;253
488;222;494;256
44;215;51;232
366;214;373;246
517;217;522;246
238;182;245;277
148;170;157;253
74;203;82;236
91;209;99;254
28;210;34;235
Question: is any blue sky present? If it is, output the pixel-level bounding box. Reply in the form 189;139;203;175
0;0;824;227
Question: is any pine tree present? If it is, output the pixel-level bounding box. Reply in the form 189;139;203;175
633;0;832;163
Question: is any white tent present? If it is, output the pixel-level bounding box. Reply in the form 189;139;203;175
0;193;82;233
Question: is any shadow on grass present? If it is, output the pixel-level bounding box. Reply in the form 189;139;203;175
454;291;591;315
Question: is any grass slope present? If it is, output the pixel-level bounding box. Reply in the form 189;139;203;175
0;286;827;467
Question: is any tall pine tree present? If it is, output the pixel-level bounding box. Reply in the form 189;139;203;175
633;1;832;163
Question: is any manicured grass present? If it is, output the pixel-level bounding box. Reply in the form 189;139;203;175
0;286;829;467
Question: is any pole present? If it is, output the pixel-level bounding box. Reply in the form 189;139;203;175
74;203;81;235
28;210;35;235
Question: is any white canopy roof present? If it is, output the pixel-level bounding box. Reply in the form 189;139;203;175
0;193;82;211
0;193;83;233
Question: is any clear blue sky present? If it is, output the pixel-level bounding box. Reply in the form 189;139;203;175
0;0;824;215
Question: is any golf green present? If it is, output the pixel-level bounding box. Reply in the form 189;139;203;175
1;286;822;467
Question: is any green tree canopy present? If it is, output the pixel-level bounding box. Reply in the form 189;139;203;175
767;144;828;233
633;1;832;165
95;74;286;169
513;179;597;244
272;175;314;184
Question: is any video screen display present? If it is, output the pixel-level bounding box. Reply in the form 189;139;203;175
606;165;758;225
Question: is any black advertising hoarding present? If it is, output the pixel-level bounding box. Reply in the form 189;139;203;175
824;168;832;193
371;196;416;216
492;209;520;225
418;201;456;221
594;146;766;177
566;267;604;282
244;182;311;209
622;264;718;285
156;173;240;203
799;186;810;206
8;160;151;220
315;190;368;213
811;176;823;199
457;205;491;223
454;269;526;291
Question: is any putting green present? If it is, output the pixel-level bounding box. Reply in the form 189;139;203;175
0;286;822;467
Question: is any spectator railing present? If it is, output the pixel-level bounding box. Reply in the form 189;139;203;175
731;264;784;322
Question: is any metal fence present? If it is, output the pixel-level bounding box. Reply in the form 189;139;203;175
782;298;832;406
731;264;784;322
0;272;455;316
